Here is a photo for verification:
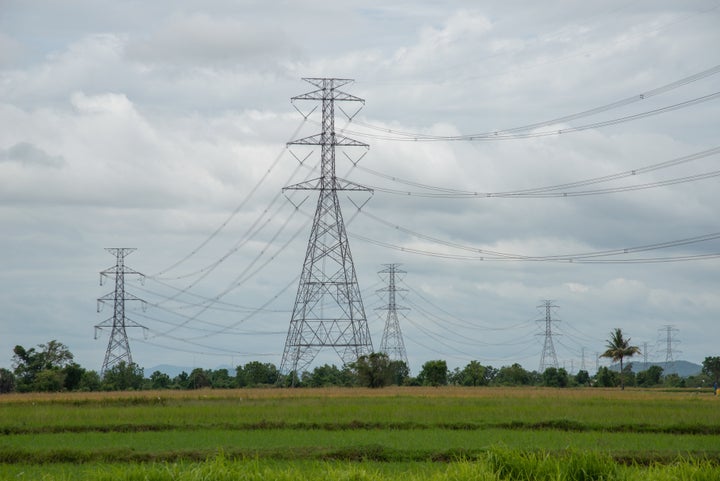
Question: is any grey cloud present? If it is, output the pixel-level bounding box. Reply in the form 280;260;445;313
0;33;24;66
0;142;64;168
124;13;298;67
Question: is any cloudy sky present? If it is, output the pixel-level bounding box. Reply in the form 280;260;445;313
1;0;719;375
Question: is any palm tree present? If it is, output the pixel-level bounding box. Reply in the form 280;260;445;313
600;328;641;390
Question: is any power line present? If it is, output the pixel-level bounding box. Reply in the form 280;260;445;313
152;209;309;340
348;63;720;141
357;146;720;198
399;279;535;332
151;118;308;278
353;210;720;263
345;90;720;142
149;150;315;305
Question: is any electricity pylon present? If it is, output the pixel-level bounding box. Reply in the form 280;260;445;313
537;300;559;371
659;325;680;373
95;248;147;376
377;264;409;367
279;78;373;378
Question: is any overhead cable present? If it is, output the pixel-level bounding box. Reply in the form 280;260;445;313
357;146;720;198
349;63;720;141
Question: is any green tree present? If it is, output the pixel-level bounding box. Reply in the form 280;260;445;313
34;369;65;392
39;340;74;368
79;370;101;391
102;362;144;391
575;369;590;386
209;368;235;389
418;360;448;387
636;365;663;387
663;373;685;388
595;366;618;387
62;363;85;391
0;368;16;393
188;368;211;389
173;371;190;389
150;370;171;389
702;356;720;384
12;340;75;392
542;367;569;387
600;328;640;390
493;363;532;386
302;364;346;387
621;363;636;388
456;360;489;386
388;360;410;386
240;362;279;387
278;370;301;388
352;353;394;388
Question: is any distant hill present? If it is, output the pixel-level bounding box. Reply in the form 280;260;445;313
609;360;701;377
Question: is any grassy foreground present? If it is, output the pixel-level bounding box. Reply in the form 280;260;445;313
0;452;718;481
1;387;718;480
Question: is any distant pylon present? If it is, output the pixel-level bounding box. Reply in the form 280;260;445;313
279;78;373;377
595;351;600;373
95;248;147;376
537;300;560;371
377;264;409;367
659;325;680;373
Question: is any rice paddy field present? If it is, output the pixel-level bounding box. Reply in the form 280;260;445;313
0;386;718;480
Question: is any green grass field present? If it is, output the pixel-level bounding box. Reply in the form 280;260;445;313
1;387;718;480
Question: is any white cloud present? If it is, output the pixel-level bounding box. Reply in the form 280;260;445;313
565;282;589;293
70;91;134;114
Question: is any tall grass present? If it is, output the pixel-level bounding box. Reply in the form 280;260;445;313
1;451;718;481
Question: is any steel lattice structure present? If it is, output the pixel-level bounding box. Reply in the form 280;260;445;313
95;248;147;376
659;325;680;373
537;300;559;372
377;264;409;367
279;78;373;377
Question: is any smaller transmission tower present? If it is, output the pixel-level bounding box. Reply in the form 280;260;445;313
659;325;680;373
537;300;560;372
95;248;147;376
595;351;600;373
377;264;409;367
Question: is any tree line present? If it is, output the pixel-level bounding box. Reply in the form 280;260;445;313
1;340;718;393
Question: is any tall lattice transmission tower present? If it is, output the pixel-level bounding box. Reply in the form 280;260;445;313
659;325;681;373
279;78;373;377
377;264;409;367
537;300;560;372
95;248;147;376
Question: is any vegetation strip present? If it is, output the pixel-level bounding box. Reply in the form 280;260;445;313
3;419;719;435
0;446;718;465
